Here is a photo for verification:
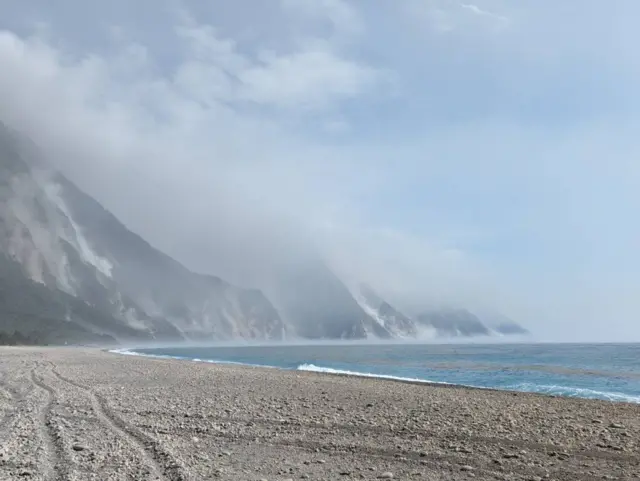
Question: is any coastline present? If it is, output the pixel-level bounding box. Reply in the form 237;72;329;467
1;347;639;480
110;345;640;404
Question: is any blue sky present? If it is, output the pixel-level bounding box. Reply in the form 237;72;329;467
1;0;639;340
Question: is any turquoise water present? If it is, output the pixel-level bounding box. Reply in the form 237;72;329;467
120;343;640;403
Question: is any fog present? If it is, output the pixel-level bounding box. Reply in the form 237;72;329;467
1;1;640;341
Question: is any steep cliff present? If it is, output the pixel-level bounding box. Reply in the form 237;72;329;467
0;123;285;343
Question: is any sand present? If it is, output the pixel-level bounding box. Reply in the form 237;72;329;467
0;347;639;481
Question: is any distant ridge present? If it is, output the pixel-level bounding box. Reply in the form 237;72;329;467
0;122;528;344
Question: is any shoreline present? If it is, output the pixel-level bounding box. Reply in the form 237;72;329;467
107;346;640;406
2;347;639;480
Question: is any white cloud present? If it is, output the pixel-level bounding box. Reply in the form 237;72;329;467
281;0;364;37
172;12;381;112
0;23;390;286
405;0;510;34
461;3;509;25
2;1;640;340
238;44;379;110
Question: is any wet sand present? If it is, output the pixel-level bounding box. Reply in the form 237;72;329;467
0;347;639;480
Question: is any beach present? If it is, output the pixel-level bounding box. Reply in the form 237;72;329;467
0;348;638;480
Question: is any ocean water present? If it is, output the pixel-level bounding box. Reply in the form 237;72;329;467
119;342;640;404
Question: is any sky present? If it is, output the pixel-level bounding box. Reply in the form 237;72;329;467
0;1;639;342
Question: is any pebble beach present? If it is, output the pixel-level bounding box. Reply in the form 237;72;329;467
1;347;639;480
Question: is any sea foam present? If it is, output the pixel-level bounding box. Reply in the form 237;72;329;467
296;363;451;385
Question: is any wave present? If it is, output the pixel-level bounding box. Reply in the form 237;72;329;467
110;350;640;404
109;348;279;369
505;382;640;403
296;364;640;403
296;363;453;385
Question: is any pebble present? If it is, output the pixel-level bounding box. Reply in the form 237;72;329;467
460;465;474;472
378;472;394;479
72;444;88;452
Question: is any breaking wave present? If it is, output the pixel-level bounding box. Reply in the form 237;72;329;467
296;364;640;403
504;383;640;403
110;345;640;404
296;363;452;385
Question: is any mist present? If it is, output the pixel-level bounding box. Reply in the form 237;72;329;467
1;1;640;342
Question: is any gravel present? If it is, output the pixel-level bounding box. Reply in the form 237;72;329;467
0;347;639;480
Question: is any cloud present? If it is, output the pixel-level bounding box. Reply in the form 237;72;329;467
171;3;381;113
0;6;391;290
1;0;640;341
405;0;509;34
281;0;364;37
460;3;509;25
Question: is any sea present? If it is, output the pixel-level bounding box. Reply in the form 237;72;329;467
115;342;640;404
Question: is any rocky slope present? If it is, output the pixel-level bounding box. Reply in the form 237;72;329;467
0;123;285;343
356;284;528;339
0;122;528;344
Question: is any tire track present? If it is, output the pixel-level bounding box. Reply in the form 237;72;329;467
0;383;15;446
142;410;639;463
49;364;189;481
30;367;69;481
168;420;618;481
0;368;36;449
0;376;16;426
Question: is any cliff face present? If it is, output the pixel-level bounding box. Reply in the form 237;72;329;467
0;123;286;343
0;123;528;344
356;284;528;340
272;263;391;340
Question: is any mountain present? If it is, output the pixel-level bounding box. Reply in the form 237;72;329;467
273;263;392;339
489;315;530;336
0;122;529;344
415;308;490;337
357;284;528;339
357;284;417;337
0;123;286;344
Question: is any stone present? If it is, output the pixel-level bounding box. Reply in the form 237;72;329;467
379;472;394;479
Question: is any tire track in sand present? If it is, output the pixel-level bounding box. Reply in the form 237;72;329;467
0;382;15;446
30;366;69;481
49;364;189;481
